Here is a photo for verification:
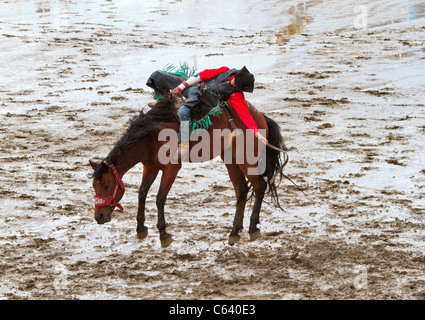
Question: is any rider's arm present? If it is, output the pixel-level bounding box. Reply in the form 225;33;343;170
228;92;268;144
175;73;201;91
228;92;258;134
173;66;230;94
198;66;230;81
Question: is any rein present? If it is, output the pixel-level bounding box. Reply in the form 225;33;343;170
94;161;125;211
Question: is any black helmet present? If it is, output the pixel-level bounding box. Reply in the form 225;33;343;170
234;66;255;93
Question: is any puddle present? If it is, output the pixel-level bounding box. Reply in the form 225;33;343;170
389;47;425;60
1;0;424;98
334;1;425;33
404;2;425;21
0;0;297;95
368;2;425;29
191;54;279;73
276;2;311;45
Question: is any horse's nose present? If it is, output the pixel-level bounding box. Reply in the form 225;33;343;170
96;213;106;224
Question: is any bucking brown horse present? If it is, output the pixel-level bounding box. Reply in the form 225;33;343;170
89;98;287;248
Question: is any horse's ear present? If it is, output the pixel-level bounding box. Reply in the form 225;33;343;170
89;159;97;170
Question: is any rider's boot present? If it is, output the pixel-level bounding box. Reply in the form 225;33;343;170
173;141;189;162
148;101;157;108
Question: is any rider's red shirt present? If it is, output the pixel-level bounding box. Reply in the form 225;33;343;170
198;67;258;134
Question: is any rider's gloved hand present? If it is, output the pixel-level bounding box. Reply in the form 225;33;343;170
255;131;268;145
171;87;182;97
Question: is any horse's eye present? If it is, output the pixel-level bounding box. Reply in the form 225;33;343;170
104;185;109;190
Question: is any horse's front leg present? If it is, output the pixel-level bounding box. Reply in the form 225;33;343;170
156;164;181;248
136;166;159;239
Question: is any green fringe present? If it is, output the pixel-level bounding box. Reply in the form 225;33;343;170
158;64;222;131
153;91;163;100
190;104;224;131
162;62;196;78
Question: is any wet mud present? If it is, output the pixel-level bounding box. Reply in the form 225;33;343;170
1;0;425;299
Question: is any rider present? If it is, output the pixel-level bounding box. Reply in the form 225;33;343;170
172;66;268;159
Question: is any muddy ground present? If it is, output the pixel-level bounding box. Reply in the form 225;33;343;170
1;0;425;300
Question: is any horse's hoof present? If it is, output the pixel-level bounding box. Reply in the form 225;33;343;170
228;235;241;245
161;235;173;248
249;229;261;241
136;228;148;240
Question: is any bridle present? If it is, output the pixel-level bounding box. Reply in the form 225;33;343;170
94;160;125;211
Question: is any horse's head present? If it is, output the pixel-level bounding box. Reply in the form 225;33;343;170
89;160;125;224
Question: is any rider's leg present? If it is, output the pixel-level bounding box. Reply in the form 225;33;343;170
177;105;191;142
176;105;191;161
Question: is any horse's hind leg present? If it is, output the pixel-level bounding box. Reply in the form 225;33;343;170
137;165;159;239
246;174;267;241
224;162;249;245
156;164;181;248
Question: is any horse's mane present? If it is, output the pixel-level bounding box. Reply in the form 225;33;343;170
103;98;178;168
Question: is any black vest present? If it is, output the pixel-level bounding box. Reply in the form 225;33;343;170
204;68;239;101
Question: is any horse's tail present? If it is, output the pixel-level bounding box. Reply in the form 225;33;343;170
262;115;287;209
